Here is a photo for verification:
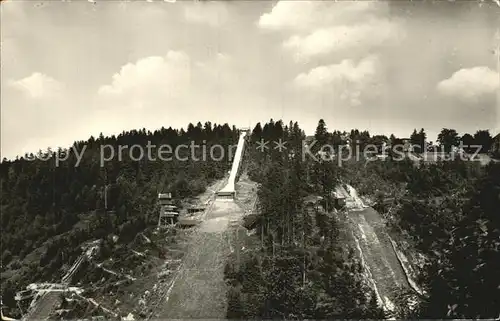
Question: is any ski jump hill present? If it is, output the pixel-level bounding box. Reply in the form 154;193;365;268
216;130;248;199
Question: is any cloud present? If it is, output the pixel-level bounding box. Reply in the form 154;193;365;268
294;56;378;88
98;51;235;107
183;1;228;26
2;72;84;159
258;1;401;61
258;1;380;31
258;0;399;108
96;51;194;134
437;66;499;101
98;51;192;104
95;50;245;134
283;19;401;60
258;1;318;30
294;56;380;106
9;72;63;99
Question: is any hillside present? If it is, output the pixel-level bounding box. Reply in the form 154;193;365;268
1;119;499;320
0;123;239;319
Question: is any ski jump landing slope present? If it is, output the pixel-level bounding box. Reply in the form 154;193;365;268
217;131;247;197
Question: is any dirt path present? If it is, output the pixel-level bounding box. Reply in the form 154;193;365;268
153;197;245;318
151;172;257;319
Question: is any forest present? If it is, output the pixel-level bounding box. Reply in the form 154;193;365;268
351;151;500;318
0;122;238;308
1;119;499;319
225;119;500;319
224;120;385;318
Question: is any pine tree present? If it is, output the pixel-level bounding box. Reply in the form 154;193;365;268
315;119;329;148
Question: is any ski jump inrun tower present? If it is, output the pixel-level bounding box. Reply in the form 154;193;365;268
216;129;249;200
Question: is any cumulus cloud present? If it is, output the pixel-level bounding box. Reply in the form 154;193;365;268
437;66;499;101
98;51;192;105
183;1;228;26
95;50;243;133
294;56;380;106
9;72;63;99
258;1;401;60
258;0;399;107
258;1;318;30
258;1;380;31
95;51;194;133
284;19;401;61
3;72;84;159
98;51;235;108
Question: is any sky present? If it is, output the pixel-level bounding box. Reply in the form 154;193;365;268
1;0;499;159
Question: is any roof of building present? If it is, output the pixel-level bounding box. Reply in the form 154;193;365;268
188;204;206;209
158;193;172;199
242;213;260;229
334;185;349;199
177;218;200;227
303;195;323;204
161;211;179;216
